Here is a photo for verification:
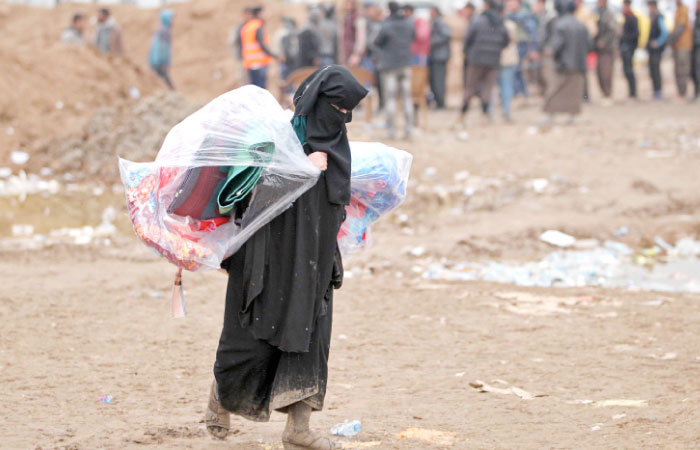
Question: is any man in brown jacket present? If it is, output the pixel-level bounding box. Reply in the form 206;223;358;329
671;0;693;97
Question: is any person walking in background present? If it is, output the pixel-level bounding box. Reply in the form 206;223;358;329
374;1;414;139
619;0;639;100
404;4;431;67
532;0;555;95
508;0;537;99
541;0;591;125
458;0;509;128
239;6;276;89
298;7;323;68
574;0;596;102
343;0;361;65
319;5;338;65
647;0;668;100
693;0;700;101
594;0;618;104
148;9;175;90
500;0;521;122
275;17;300;94
93;8;123;55
61;13;86;45
428;7;451;109
459;2;477;99
670;0;693;98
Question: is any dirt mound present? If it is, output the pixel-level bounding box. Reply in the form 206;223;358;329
28;92;200;180
0;0;299;165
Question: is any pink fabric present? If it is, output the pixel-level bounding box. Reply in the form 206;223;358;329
411;17;431;57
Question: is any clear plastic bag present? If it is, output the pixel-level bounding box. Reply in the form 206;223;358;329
119;87;412;270
119;86;320;271
339;142;413;255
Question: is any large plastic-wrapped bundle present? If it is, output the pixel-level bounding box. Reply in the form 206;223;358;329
338;142;413;255
119;86;320;271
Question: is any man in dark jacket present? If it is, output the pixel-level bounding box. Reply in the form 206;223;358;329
542;0;591;124
428;7;452;109
458;0;509;128
594;0;618;103
647;0;669;99
619;0;639;99
374;1;415;139
692;0;700;100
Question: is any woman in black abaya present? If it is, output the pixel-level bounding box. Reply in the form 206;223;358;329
206;66;368;450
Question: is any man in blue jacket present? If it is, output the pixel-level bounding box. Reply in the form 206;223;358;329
149;9;175;90
647;0;669;99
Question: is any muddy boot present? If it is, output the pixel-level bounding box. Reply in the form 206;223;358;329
205;380;230;440
282;402;336;450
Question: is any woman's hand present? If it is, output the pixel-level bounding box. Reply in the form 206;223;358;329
308;152;328;171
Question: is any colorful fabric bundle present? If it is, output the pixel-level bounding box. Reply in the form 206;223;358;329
119;86;320;271
338;142;413;255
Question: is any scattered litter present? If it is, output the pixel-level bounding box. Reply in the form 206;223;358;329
99;395;113;404
409;246;426;257
397;428;456;446
457;131;469;141
10;151;30;165
649;352;677;360
55;100;64;110
612;414;627;420
331;420;362;437
646;150;674;159
423;239;700;294
530;178;549;194
0;168;11;178
568;399;594;405
423;167;437;178
590;425;601;431
469;380;543;400
526;126;538;135
338;334;348;340
455;372;465;377
613;226;629;237
6;126;14;136
594;399;648;408
540;230;576;248
129;86;141;100
11;224;34;237
643;299;665;306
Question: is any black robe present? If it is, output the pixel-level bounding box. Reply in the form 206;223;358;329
215;66;368;420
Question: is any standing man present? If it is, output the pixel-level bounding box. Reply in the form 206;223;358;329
594;0;618;104
542;0;591;125
532;0;555;95
239;6;276;89
670;0;693;98
693;0;700;101
509;0;538;98
61;13;86;45
428;7;451;109
298;7;323;68
93;9;123;55
319;5;338;65
647;0;669;100
374;1;415;139
500;0;521;121
148;9;175;90
459;3;477;99
459;0;509;128
619;0;639;99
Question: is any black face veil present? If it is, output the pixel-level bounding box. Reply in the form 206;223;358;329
293;66;369;205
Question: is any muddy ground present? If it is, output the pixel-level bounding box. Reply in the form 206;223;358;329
2;94;700;449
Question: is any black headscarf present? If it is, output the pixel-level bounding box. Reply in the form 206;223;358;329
293;65;368;205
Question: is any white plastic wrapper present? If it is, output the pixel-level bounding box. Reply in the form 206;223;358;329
119;86;320;271
338;142;413;255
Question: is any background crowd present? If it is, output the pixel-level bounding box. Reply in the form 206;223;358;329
60;0;700;135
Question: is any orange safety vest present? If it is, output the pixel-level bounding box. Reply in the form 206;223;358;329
240;19;272;69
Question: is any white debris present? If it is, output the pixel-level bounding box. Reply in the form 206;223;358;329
540;230;576;248
10;151;30;165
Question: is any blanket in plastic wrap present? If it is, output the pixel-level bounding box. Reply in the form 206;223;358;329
119;88;412;271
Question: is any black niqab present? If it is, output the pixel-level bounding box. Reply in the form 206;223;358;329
293;65;368;205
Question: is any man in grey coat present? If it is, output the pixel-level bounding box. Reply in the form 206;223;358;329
374;1;415;139
428;7;452;109
594;0;618;103
542;0;591;124
458;0;509;128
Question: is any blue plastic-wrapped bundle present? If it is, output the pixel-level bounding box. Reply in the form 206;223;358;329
340;142;413;255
